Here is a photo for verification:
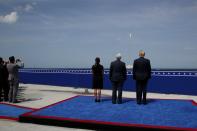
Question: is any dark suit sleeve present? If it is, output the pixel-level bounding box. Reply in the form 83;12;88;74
3;65;8;79
102;65;104;76
148;60;151;79
123;63;127;81
132;60;136;80
91;65;94;75
109;63;112;81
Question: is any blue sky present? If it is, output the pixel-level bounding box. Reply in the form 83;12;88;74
0;0;197;68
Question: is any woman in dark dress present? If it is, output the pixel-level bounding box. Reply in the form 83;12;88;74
92;57;104;102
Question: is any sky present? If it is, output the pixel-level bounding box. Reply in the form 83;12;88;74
0;0;197;68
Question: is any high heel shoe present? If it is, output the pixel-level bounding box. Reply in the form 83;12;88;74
95;99;98;102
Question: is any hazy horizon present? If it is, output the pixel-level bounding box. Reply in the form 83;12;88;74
1;0;197;68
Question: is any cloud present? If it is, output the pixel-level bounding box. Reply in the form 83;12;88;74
0;3;35;24
32;2;37;6
0;11;18;24
15;3;34;12
24;4;33;12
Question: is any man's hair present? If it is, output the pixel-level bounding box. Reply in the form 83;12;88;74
139;50;145;57
9;56;15;63
95;57;100;64
116;53;121;60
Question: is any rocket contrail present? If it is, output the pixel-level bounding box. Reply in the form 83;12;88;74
129;33;132;39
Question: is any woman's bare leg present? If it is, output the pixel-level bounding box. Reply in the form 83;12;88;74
97;89;101;102
94;89;98;101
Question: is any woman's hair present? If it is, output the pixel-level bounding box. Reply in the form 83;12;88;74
95;57;100;64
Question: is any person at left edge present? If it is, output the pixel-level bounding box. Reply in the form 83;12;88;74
2;58;9;101
0;57;4;102
92;57;104;102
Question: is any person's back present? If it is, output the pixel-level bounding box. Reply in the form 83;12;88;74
133;57;151;81
0;58;4;101
110;59;126;82
3;63;8;81
92;57;104;102
109;53;127;104
7;56;23;103
132;50;151;105
2;61;9;101
92;64;103;78
7;63;19;81
0;63;4;83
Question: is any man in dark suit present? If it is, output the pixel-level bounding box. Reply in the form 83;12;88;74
0;57;4;102
133;50;151;105
0;58;9;101
3;60;9;101
110;53;127;104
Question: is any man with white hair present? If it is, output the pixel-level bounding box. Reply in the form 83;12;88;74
109;53;127;104
133;50;151;105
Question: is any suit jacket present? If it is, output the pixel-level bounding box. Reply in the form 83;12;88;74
7;63;21;82
0;64;4;83
3;65;9;81
109;60;127;82
133;57;151;81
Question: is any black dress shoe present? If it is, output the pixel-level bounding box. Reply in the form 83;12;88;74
97;99;101;102
143;101;147;105
117;101;122;104
137;102;141;105
95;99;98;102
112;101;116;104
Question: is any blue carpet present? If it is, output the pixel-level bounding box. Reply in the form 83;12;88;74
22;96;197;129
0;103;34;120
